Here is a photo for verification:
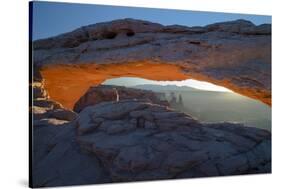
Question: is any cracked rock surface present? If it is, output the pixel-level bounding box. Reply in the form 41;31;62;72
76;100;271;182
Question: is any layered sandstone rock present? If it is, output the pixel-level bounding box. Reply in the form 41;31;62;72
32;74;111;187
34;19;271;107
73;85;169;113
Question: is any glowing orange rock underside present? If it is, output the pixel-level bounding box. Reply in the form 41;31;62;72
40;62;271;110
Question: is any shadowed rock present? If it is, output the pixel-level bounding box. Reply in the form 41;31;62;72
31;78;111;187
76;100;271;182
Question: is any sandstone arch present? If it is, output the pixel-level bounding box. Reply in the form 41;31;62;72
31;19;272;186
33;18;271;109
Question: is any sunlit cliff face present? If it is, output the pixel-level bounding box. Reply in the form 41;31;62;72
40;62;271;109
40;62;188;109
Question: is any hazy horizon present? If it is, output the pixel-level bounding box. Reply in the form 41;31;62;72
103;77;232;92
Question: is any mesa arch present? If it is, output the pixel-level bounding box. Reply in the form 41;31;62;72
33;18;271;109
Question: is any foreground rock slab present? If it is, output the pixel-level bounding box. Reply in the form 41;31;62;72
32;95;271;186
76;100;271;182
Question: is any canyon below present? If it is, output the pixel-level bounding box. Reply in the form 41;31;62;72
31;18;271;187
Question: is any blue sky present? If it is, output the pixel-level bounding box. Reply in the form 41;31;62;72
32;1;271;40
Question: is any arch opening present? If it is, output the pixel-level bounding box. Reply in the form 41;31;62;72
102;76;271;131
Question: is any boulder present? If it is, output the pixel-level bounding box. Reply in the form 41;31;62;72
47;109;77;121
73;85;169;113
32;82;48;99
